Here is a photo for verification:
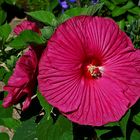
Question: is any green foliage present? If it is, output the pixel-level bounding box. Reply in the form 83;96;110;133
36;115;73;140
0;133;9;140
130;129;140;140
126;18;140;48
58;3;103;24
41;26;54;40
37;92;52;120
0;10;7;25
4;0;16;5
10;30;45;49
131;100;140;125
0;118;21;131
27;10;58;26
6;55;17;69
64;3;103;17
128;7;140;15
112;0;127;5
101;0;140;27
112;7;126;17
48;0;59;12
3;71;12;83
0;101;19;139
13;115;73;140
119;110;131;139
13;117;37;140
0;101;13;118
0;23;11;43
94;109;138;140
0;67;6;80
0;23;14;63
133;112;140;125
117;20;125;30
95;129;112;138
16;0;58;11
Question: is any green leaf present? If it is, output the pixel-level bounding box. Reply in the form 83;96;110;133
127;15;135;24
58;14;71;24
41;26;54;40
0;67;6;80
6;55;17;69
112;7;126;17
36;116;53;140
54;116;73;140
0;118;21;131
104;122;120;127
121;1;135;10
64;4;104;18
37;92;52;120
117;20;125;30
0;10;7;25
13;117;37;140
128;7;140;15
27;10;58;26
103;1;116;10
0;23;11;41
0;0;4;5
131;100;140;125
84;3;104;16
133;112;140;125
64;7;85;17
37;115;73;140
0;101;13;118
3;71;12;83
112;0;127;5
95;129;111;137
112;1;135;17
0;133;9;140
64;5;103;17
119;110;130;139
9;37;26;49
49;0;59;11
130;129;140;140
5;0;16;5
10;30;45;49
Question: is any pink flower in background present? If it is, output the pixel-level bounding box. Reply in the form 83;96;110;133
38;16;140;126
13;20;40;35
3;48;37;110
3;21;44;110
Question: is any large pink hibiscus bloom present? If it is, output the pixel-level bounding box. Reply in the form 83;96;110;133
38;16;140;126
3;21;43;110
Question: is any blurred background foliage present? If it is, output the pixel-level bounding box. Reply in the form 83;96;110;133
0;0;140;140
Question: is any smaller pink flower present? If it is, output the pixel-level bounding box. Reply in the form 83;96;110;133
2;20;44;110
14;20;40;35
3;48;37;110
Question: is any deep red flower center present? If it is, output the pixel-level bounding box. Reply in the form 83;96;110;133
86;64;101;78
83;58;102;79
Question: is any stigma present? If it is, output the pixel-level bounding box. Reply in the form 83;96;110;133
87;64;102;78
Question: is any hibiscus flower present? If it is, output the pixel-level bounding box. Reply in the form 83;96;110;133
13;20;40;35
38;16;140;126
3;21;43;110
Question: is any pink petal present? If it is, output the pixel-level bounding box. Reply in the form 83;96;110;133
63;77;130;126
14;20;40;35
